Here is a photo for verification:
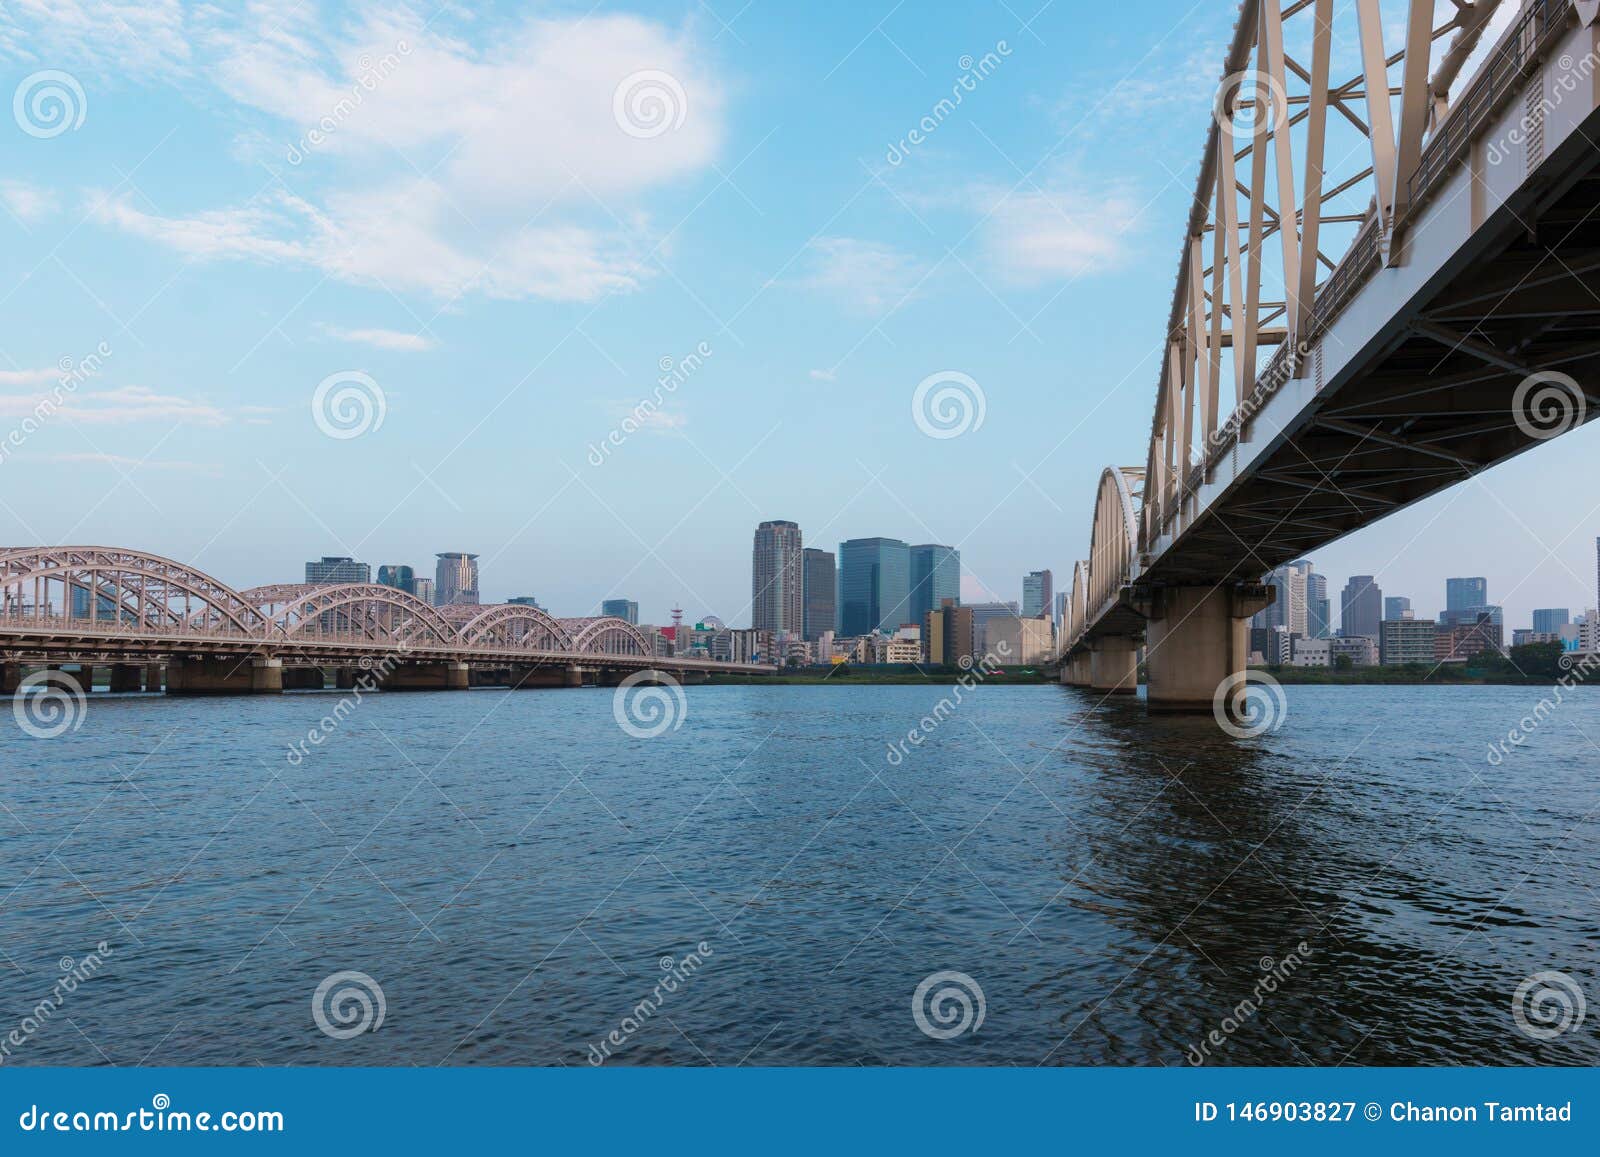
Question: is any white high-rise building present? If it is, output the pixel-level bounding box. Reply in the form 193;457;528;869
435;552;480;605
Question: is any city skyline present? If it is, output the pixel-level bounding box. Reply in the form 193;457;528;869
1;3;1594;637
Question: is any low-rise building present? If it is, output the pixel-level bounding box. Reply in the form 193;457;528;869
1330;636;1377;666
1380;618;1436;666
1289;637;1330;666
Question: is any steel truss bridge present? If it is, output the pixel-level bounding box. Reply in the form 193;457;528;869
0;547;773;694
1060;0;1600;711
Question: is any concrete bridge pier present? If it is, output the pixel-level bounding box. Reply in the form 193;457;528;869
109;664;143;693
283;667;326;690
1058;652;1091;687
166;656;284;695
378;661;470;691
144;665;163;693
1;662;19;694
77;664;97;690
1144;584;1272;714
1089;637;1138;695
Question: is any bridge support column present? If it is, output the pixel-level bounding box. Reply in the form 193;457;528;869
1144;584;1272;714
167;656;283;695
378;662;470;691
1089;637;1138;694
77;664;97;690
334;668;358;690
109;664;142;693
1059;652;1091;687
1;662;20;694
144;665;163;693
283;667;326;690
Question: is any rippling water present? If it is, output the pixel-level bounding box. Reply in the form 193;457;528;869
2;681;1596;1066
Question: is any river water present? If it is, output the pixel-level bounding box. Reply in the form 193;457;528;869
1;681;1595;1066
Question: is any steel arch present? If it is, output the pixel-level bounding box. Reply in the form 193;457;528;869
560;616;653;656
0;546;267;634
1086;468;1144;621
248;582;462;645
452;604;576;652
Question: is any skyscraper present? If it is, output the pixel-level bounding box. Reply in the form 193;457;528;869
602;598;639;624
306;556;370;584
1532;608;1570;634
377;564;414;594
838;537;911;635
802;547;837;641
1384;596;1412;621
1255;560;1310;636
909;544;960;625
1341;575;1382;640
751;520;804;634
1444;577;1488;621
412;577;435;605
436;552;480;605
1022;569;1053;618
1307;572;1330;638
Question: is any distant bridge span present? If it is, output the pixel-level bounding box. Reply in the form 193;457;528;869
0;546;774;694
1061;0;1600;712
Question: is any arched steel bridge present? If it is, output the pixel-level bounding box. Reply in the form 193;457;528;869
0;546;773;692
1061;0;1600;711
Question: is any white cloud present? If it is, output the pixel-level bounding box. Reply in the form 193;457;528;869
60;6;724;304
0;0;192;77
977;181;1139;284
808;368;836;382
47;452;219;474
608;400;686;432
0;384;228;425
0;366;61;388
0;180;55;223
797;237;929;312
320;325;436;352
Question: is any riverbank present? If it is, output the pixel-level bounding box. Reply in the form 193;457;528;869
708;666;1053;685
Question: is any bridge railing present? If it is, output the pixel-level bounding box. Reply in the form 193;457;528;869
1405;0;1569;222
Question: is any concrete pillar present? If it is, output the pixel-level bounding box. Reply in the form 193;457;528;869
167;656;283;696
335;668;358;690
77;664;97;691
250;658;283;694
567;665;584;688
109;664;142;693
1144;584;1271;714
1089;636;1138;694
144;666;163;693
1;662;20;695
379;662;470;691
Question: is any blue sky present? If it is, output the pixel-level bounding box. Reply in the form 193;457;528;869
1;0;1596;630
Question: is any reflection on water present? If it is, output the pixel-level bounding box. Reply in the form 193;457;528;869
1;682;1595;1066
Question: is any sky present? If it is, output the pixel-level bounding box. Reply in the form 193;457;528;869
0;0;1595;631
